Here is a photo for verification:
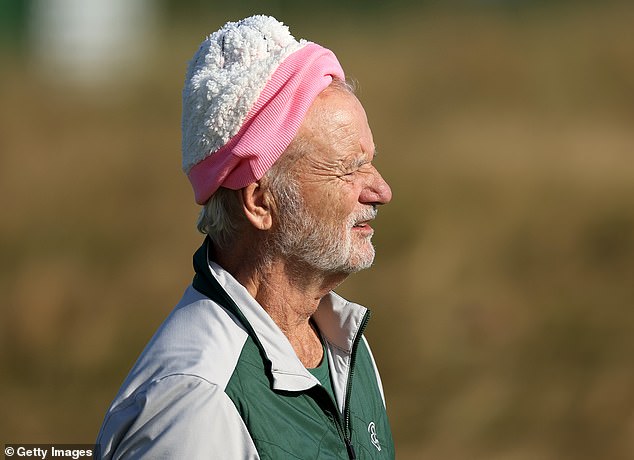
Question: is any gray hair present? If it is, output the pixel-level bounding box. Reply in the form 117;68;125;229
195;137;304;250
196;186;243;249
196;78;356;249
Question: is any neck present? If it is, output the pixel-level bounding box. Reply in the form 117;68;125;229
214;238;348;368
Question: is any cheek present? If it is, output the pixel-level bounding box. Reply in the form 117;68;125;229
302;180;360;222
321;185;358;219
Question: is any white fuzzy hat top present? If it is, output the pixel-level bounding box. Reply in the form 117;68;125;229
181;15;307;174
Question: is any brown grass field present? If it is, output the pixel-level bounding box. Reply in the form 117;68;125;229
1;3;634;458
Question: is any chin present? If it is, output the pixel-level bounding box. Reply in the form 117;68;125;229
343;247;376;273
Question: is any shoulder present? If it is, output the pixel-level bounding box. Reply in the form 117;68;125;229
97;374;258;459
122;285;250;394
96;285;261;458
99;285;252;439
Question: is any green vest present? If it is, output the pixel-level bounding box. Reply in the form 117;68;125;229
192;239;395;459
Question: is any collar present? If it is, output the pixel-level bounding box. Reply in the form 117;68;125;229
192;237;370;392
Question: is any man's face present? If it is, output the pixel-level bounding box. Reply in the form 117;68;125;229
272;88;392;274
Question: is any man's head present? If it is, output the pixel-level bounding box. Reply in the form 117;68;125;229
185;16;391;274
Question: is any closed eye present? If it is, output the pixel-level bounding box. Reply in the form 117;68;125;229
337;171;355;180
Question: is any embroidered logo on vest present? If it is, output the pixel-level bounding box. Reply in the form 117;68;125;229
368;421;381;451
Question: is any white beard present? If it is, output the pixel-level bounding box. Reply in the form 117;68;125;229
272;180;377;274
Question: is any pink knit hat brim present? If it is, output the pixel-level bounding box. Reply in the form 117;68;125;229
187;43;345;205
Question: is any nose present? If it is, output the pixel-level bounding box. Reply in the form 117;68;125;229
359;166;392;205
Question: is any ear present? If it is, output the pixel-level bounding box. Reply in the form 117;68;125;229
240;182;273;231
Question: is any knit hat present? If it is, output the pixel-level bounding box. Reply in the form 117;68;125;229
182;15;345;204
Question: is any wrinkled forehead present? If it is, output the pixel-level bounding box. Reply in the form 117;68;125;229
303;88;375;155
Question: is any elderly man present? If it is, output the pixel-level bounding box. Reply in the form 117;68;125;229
97;15;394;459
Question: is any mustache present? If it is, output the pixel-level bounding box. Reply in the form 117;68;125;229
352;205;378;225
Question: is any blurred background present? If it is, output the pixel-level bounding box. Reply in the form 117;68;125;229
1;0;633;458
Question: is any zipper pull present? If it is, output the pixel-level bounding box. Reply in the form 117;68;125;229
345;438;356;459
